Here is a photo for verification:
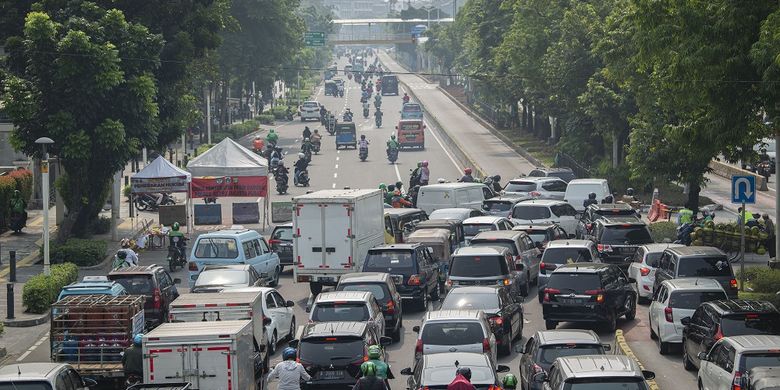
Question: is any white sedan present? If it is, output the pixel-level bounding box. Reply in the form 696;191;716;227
227;286;296;354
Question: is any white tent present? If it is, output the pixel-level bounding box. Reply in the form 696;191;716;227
131;155;191;194
186;137;267;177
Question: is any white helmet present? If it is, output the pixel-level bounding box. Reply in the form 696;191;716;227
437;178;447;183
298;153;305;159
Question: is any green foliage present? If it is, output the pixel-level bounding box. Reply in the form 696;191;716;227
739;291;780;310
271;106;294;119
8;169;33;201
22;262;79;314
648;221;676;243
746;268;780;294
48;238;108;267
256;114;275;125
89;216;111;235
122;184;131;200
196;143;214;156
0;176;17;230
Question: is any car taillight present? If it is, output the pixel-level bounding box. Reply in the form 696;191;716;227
188;262;198;271
715;325;724;340
585;289;605;303
408;274;422;286
268;239;281;245
415;339;423;355
482;338;490;353
489;316;504;326
529;191;541;197
543;288;560;302
733;371;743;390
386;300;396;314
640;267;651;276
664;306;673;323
488;386;500;390
153;288;162;310
730;278;738;289
597;244;613;253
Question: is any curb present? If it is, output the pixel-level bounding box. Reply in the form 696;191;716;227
3;310;49;328
614;329;660;390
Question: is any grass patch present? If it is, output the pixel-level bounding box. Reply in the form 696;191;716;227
496;129;556;167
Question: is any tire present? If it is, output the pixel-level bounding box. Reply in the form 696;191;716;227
309;282;322;296
520;282;529;297
269;266;280;287
649;319;658;340
625;296;637;321
683;341;696;371
538;293;544;304
135;200;149;212
391;317;402;342
288;317;296;341
659;339;671;355
268;331;277;355
545;320;557;330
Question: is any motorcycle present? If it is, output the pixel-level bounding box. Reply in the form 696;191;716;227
276;171;289;194
270;155;282;176
167;236;187;272
303;149;312;164
338;88;344;97
375;115;382;128
285;112;294;121
8;211;27;233
294;169;310;187
359;147;368;162
343;112;354;122
387;148;399;164
374;99;382;109
134;193;175;212
312;138;321;154
363;107;370;118
125;373;142;388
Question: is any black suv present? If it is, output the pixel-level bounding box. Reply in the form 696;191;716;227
682;299;780;371
654;246;738;298
336;272;404;341
590;217;653;270
527;167;576;183
269;223;293;268
519;329;610;390
576;203;640;239
542;263;637;331
107;264;180;327
292;321;392;387
362;244;440;309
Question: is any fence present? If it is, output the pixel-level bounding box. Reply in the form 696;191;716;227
556;152;591;178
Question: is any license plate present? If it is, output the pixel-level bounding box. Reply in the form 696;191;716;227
558;298;582;304
319;370;345;379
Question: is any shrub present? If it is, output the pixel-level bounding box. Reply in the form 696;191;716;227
89;216;111;235
0;320;4;335
0;175;16;229
228;120;260;138
22;262;79;313
748;268;780;294
256;114;274;125
123;184;132;201
48;238;108;267
271;106;295;119
212;131;232;143
649;221;677;243
8;169;33;201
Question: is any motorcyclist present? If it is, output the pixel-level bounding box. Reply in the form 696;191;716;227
379;183;387;197
364;345;394;380
285;106;294;119
302;126;312;140
374;108;383;127
363;101;370;118
359;134;370;150
267;347;311;390
344;109;354;122
295;153;309;182
319;105;327;120
116;239;139;267
122;334;144;381
386;135;400;157
374;94;382;107
8;189;27;232
491;175;502;193
168;221;186;259
266;129;279;146
403;93;410;104
395;181;405;196
459;168;475;183
502;373;518;389
301;138;313;157
252;135;264;153
392;190;412;208
408;185;421;207
311;129;322;149
385;185;396;204
420;160;430;186
352;361;387;390
448;367;476;390
583;192;598;208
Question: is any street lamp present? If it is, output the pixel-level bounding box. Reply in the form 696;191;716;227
35;136;54;276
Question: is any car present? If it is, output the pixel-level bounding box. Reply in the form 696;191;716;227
414;218;466;250
563;178;611;212
335;272;403;341
461;216;514;244
682;299;780;371
190;264;265;293
108;264;180;327
309;291;386;337
428;207;484;221
575;203;641;239
503;177;568;200
527;167;577;183
534;355;655;390
57;275;128;300
542;263;637;331
512;223;569;250
748;366;780;390
0;362;97;389
537;240;600;302
448;246;525;301
299;100;321;121
401;102;424;120
519;329;610;390
698;335;780;390
470;230;542;296
590;217;654;270
412;310;498;365
189;227;281;288
292;321;392;388
648;278;728;354
220;286;296;354
400;352;510;390
482;196;531;217
439;286;524;355
269;223;293;268
509;199;578;237
654;246;739;299
416;183;494;215
362;243;440;309
627;243;685;303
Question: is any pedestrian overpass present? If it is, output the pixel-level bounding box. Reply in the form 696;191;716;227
329;18;453;45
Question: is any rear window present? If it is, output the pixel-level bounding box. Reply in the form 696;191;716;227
484;201;513;212
364;250;415;271
564;378;646;390
668;291;727;309
541;248;593;264
303;102;319;108
512;205;551;220
524;230;550;243
271;227;293;241
422;366;495;386
539;344;606;364
721;313;780;336
600;226;653;245
505;182;537;192
677;257;732;277
464;224;497;237
311;302;369;322
299;337;364;365
547;273;601;293
337;283;388;301
644;252;663;266
108;275;153;295
403;104;422;112
0;383;53;390
450;255;509;277
568;184;604;196
470;240;518;256
549;171;576;182
194;237;239;259
422;322;484;345
194;270;248;287
440;292;500;312
741;353;780;372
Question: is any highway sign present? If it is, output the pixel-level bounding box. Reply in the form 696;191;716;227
304;32;326;46
731;175;756;204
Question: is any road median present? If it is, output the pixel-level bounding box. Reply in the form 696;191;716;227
614;329;661;390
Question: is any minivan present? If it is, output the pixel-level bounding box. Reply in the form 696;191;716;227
447;246;524;300
416;183;491;216
563;178;611;212
653;246;738;298
470;230;541;296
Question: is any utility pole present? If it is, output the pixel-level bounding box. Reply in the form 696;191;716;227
206;85;212;144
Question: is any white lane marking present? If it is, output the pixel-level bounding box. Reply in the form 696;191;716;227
333;173;338;178
335;164;339;169
336;156;340;161
394;161;402;182
17;332;48;362
337;150;340;154
332;183;336;189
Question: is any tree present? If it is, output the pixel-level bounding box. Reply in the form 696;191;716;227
3;4;163;240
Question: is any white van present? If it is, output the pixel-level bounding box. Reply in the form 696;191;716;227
563;178;611;211
416;183;489;215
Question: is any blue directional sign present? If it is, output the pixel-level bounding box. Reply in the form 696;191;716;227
731;175;756;204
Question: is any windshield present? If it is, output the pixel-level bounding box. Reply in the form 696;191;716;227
721;313;780;336
194;270;248;287
668;291;727;309
364;250;415;271
422;322;485;345
108;275;153;295
338;283;387;302
0;383;53;390
542;248;593;264
194;237;239;259
440;292;500;312
471;241;518;256
547;273;601;293
299;337;364;365
600;226;653;245
450;255;508;277
512;205;551;220
463;224;497;237
505;182;536;192
676;257;732;277
741;353;780;372
403;104;422;112
272;227;292;241
539;344;606;365
311;302;369;322
564;378;646;390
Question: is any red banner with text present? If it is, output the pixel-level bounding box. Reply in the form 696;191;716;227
190;176;268;198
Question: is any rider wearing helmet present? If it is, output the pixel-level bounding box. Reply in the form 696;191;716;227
583;192;598;208
301;137;313;155
295;152;309;177
266;129;279;145
385;184;396;205
352;361;388;390
122;334;144;379
302;126;312;140
252;135;264;152
410;162;423;188
386;134;400;155
359;134;370;150
167;221;186;262
363;345;393;380
420;160;430;186
491;175;502;193
391;189;412;208
460;168;475;183
448;366;476;390
502;373;518;389
379;183;387;195
268;347;311;390
116;239;139;267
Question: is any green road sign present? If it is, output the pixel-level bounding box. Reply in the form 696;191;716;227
304;31;326;46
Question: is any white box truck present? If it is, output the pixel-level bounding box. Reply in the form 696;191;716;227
143;320;257;390
168;291;269;374
292;189;385;295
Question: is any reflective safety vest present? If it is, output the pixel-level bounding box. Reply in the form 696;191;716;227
678;208;694;225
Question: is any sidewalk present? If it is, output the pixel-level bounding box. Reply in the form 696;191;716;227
0;207;56;282
703;173;776;217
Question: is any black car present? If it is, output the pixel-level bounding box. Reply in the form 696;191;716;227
590;217;653;270
653;246;738;298
542;263;637;331
440;286;524;355
269;223;293;268
527;167;577;183
400;352;510;390
292;321;392;388
335;272;404;341
519;329;610;390
108;264;180;328
362;244;440;309
681;299;780;371
575;203;640;239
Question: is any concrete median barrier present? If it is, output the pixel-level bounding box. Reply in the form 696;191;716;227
709;160;767;191
614;329;661;390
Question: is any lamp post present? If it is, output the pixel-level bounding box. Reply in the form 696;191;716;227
35;137;54;276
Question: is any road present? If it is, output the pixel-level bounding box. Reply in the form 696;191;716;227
6;52;708;390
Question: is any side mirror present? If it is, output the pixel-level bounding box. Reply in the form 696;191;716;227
681;317;691;326
697;352;708;361
400;367;413;376
413;325;420;333
263;317;272;326
380;336;393;346
286;300;295;307
173;278;182;284
602;343;611;352
288;339;299;348
496;365;510;373
642;370;656;380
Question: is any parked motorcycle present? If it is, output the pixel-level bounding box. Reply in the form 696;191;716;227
387;148;399;164
294;169;310;187
359;147;368;162
167;236;187;272
134;193;175;212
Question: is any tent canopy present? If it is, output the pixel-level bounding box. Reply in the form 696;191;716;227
187;137;268;177
134;155;191;180
131;156;191;193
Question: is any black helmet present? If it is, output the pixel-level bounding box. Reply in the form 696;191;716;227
626;188;635;196
493;175;501;181
457;367;472;380
588;192;597;200
116;250;127;259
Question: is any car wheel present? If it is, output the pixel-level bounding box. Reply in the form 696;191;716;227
545;320;557;330
625;296;637;321
649;318;658;340
392;317;402;342
288;317;296;341
683;341;696;371
538;292;544;304
659;339;671;355
269;266;280;287
268;331;278;354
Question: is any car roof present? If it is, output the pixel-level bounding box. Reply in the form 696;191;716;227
108;264;163;275
445;286;502;295
416;219;460;227
315;291;374;303
339;272;391;283
707;299;779;314
384;208;426;216
422;183;486;190
640;243;685;253
370;243;421;250
556;355;642;379
554;262;609;273
425;309;485;321
536;329;601;345
485;196;529;202
588;203;635;212
531;167;574;173
514;199;567;206
661;278;724;291
471;230;524;241
597;217;647;226
666;246;726;257
201;264;253;272
197;227;261;240
301;321;368;338
463;216;506;224
723;335;780;351
423;352;491;368
453;246;508;256
546;240;594;248
513;223;555;231
407;228;450;240
509;177;563;183
567;178;609;185
0;363;66;380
